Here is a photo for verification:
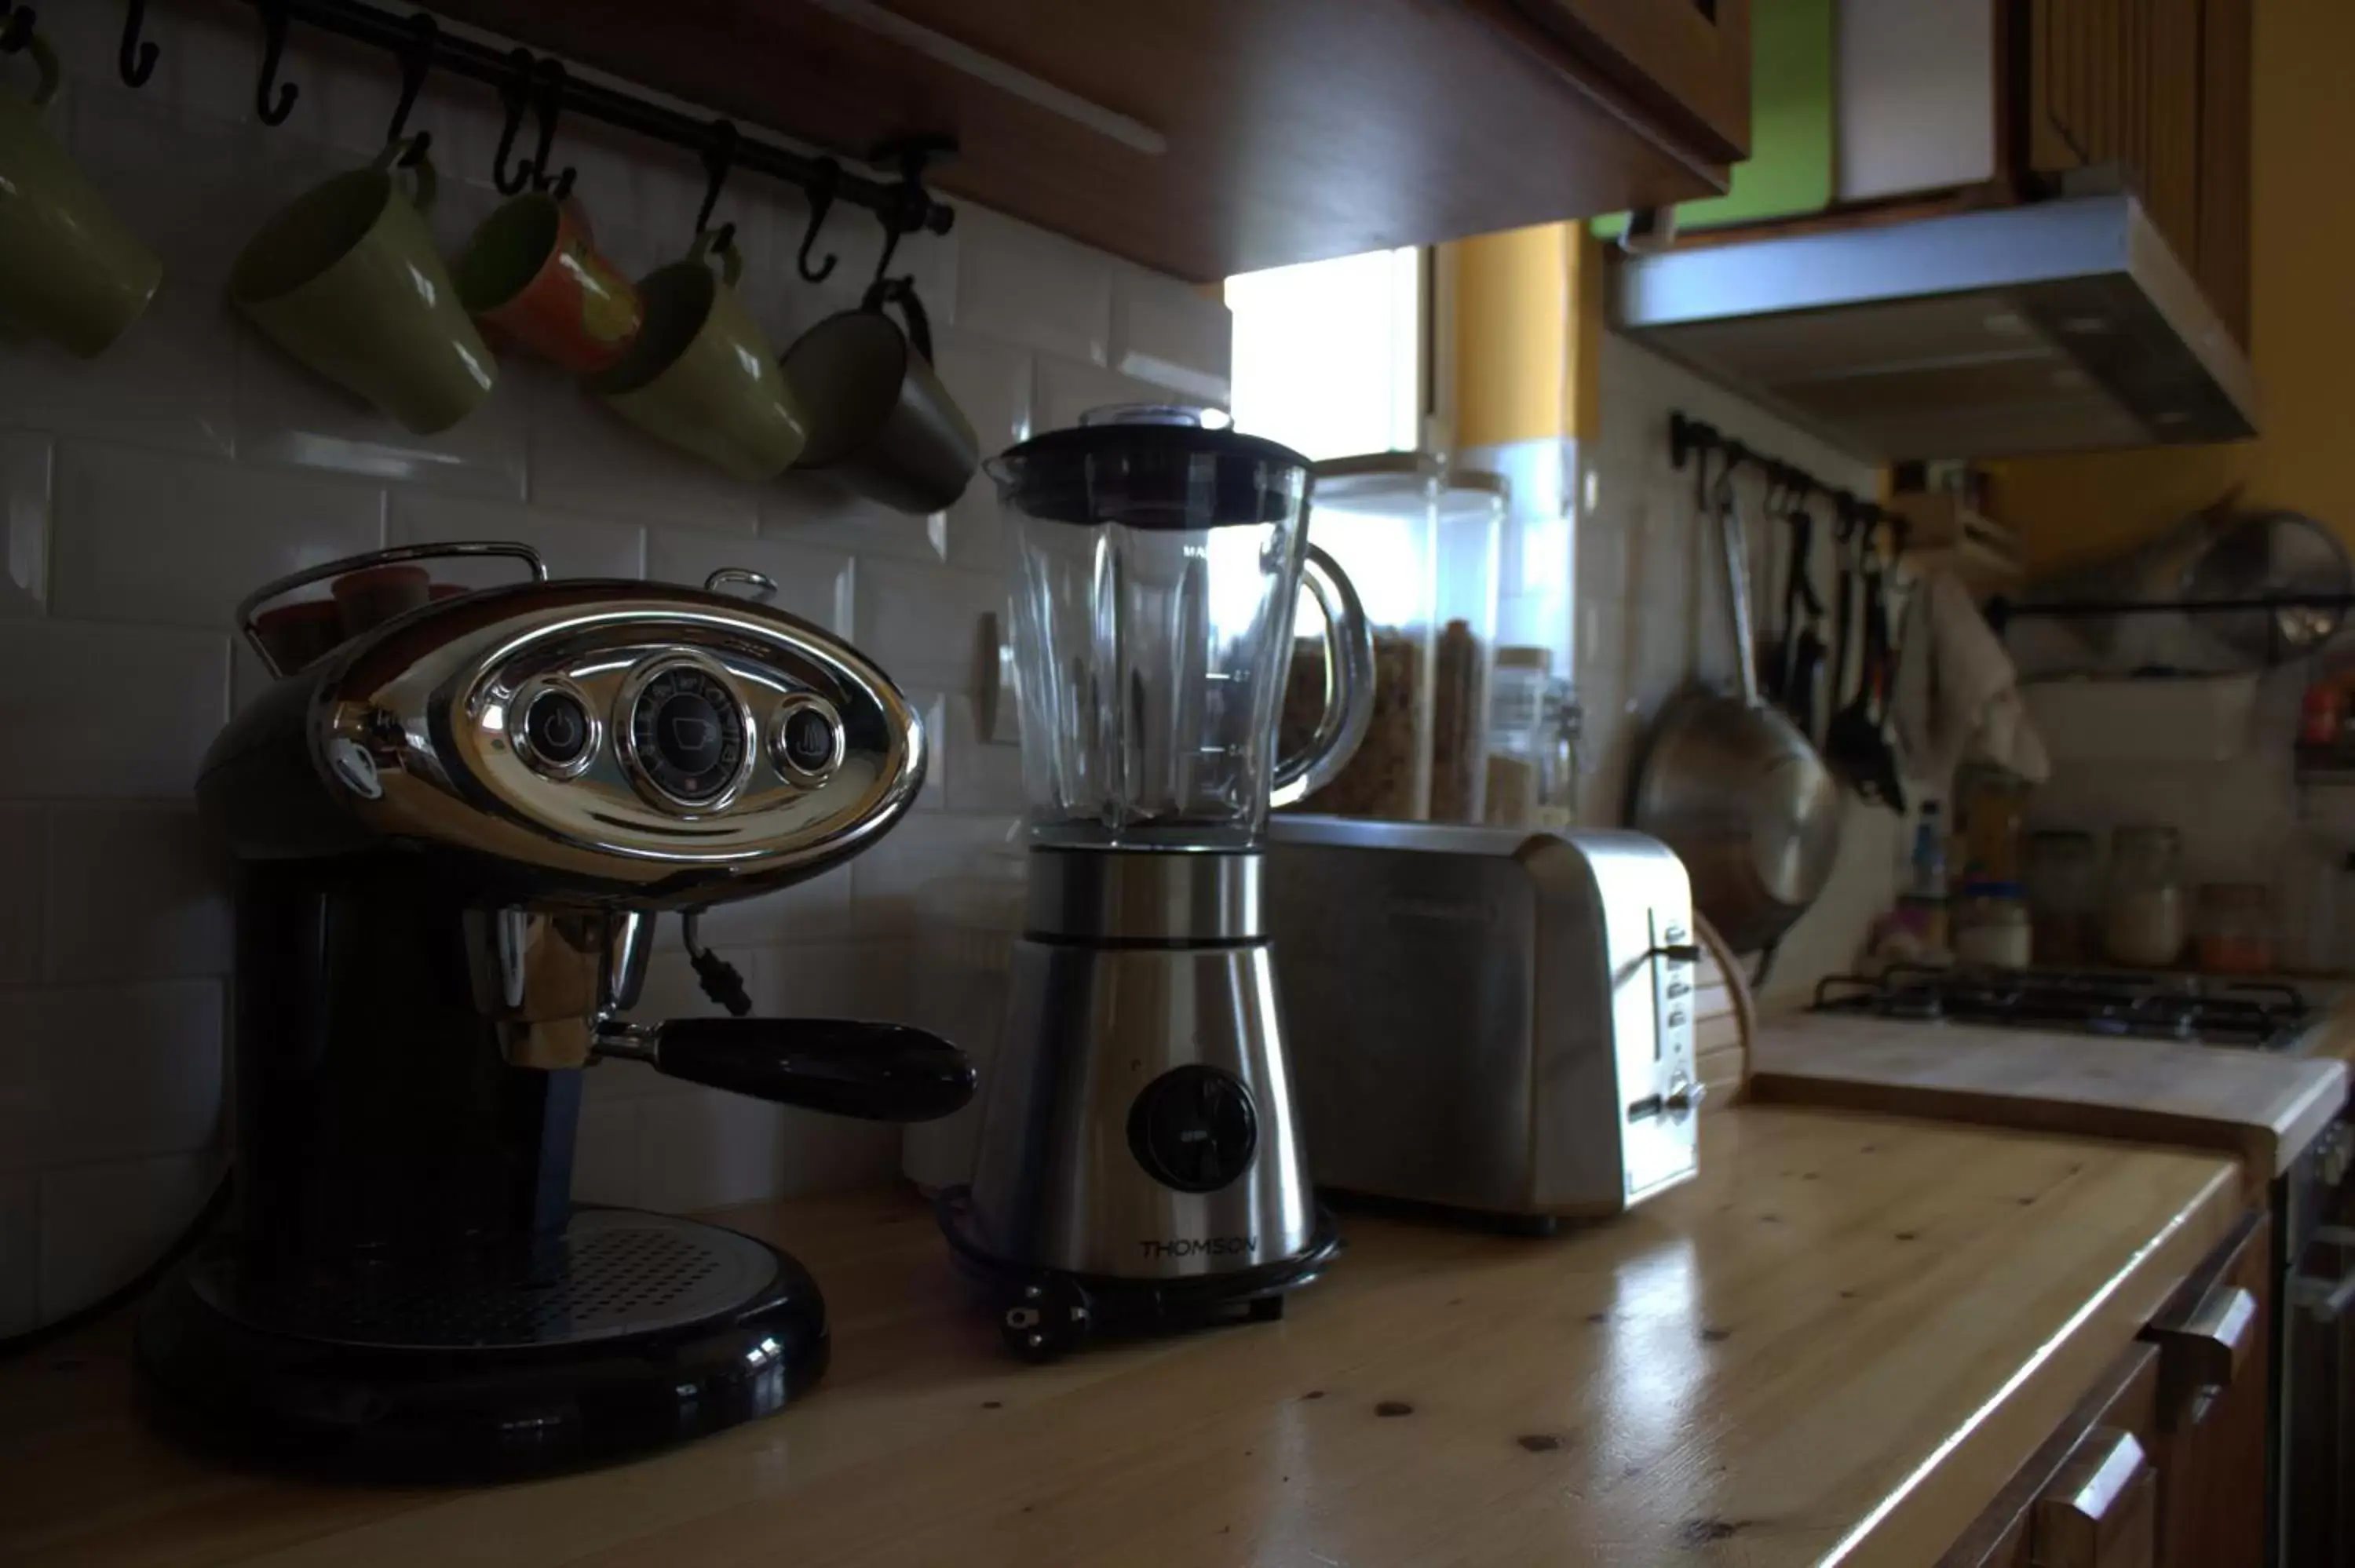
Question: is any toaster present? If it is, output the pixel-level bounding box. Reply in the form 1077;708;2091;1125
1265;818;1700;1231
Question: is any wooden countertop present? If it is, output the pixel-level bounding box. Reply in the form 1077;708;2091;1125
0;1107;2245;1568
1748;1015;2350;1178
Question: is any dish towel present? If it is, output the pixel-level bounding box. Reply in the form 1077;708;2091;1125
1891;568;2051;786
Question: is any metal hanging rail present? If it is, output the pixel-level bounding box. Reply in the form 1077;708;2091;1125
1667;412;1910;550
16;0;958;247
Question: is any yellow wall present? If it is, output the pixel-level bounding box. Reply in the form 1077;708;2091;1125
1990;0;2355;573
1445;224;1605;450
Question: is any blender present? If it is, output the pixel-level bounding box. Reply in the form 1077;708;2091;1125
940;407;1375;1358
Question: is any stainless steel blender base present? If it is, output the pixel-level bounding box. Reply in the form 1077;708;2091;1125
962;932;1317;1281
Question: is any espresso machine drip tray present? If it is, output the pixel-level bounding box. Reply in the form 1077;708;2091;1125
138;1212;830;1479
188;1211;781;1351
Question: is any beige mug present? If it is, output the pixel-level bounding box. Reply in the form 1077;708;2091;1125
0;32;162;356
229;138;495;435
586;229;808;483
782;277;977;516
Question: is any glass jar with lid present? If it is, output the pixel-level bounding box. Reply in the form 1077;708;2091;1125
1279;453;1441;819
2193;882;2275;975
2026;830;2100;965
2104;824;2187;968
1428;467;1505;823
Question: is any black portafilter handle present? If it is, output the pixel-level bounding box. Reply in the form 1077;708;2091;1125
601;1019;974;1122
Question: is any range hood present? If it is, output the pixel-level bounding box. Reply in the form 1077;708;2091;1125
1611;194;2258;461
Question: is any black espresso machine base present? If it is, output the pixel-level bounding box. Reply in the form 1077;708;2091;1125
133;1209;827;1480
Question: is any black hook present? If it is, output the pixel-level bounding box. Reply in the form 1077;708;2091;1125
118;0;156;86
865;134;955;292
383;11;434;161
490;48;537;195
695;117;738;236
253;0;297;126
526;56;574;199
795;157;840;283
0;6;34;56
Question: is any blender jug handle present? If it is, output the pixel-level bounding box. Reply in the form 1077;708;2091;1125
1271;543;1377;808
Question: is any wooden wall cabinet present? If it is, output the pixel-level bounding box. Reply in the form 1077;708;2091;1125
1941;1210;2271;1568
2021;0;2251;343
425;0;1753;283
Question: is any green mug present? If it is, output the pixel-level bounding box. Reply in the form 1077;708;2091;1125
0;33;162;357
229;138;495;436
586;229;808;483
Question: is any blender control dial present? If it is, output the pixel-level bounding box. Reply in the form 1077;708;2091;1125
617;657;752;813
1128;1066;1258;1193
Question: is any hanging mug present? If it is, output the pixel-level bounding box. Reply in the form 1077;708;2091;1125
230;137;496;435
0;30;162;356
453;189;642;374
587;228;808;483
782;276;979;516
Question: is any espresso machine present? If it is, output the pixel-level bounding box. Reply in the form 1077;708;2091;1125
137;542;973;1476
939;407;1373;1358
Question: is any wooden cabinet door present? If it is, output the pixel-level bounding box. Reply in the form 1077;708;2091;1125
2143;1210;2270;1568
1939;1344;2161;1567
1489;0;1751;162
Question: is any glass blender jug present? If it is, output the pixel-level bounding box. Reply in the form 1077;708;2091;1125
943;407;1372;1355
995;406;1375;849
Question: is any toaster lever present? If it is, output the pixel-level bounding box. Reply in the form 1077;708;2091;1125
1653;943;1703;965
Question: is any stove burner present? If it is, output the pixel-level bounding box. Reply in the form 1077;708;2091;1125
1811;965;2313;1048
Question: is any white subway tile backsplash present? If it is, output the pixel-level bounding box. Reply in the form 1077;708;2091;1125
0;980;224;1175
954;208;1112;366
389;492;648;582
1031;358;1172;435
527;371;763;537
0;620;229;798
0;98;242;459
0;1176;35;1336
52;444;385;629
235;324;529;499
760;473;946;567
0;807;41;984
644;527;853;634
4;5;1225;1326
37;1150;221;1320
43;804;229;983
0;432;51;616
856;557;1002;691
849;811;1020;937
1111;268;1232;403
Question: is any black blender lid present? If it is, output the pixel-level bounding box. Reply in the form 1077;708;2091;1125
989;405;1311;528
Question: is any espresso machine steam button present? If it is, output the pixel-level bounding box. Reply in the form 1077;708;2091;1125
771;695;845;784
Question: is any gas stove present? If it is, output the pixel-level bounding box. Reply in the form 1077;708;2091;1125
1811;965;2324;1050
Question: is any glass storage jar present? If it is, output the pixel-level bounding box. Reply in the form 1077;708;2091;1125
1428;467;1505;823
2104;824;2187;968
2193;881;2275;975
2025;830;2100;965
1278;453;1441;820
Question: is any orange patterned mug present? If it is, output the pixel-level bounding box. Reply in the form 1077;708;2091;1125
453;191;641;374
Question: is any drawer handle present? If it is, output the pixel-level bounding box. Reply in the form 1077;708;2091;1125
2031;1427;2155;1568
2145;1283;2258;1429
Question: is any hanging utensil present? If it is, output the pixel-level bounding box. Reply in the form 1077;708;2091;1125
1827;537;1907;810
1631;457;1844;956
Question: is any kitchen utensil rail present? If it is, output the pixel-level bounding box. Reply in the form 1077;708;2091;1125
1668;412;1910;552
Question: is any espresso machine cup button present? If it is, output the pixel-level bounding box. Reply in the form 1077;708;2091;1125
1128;1066;1259;1194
